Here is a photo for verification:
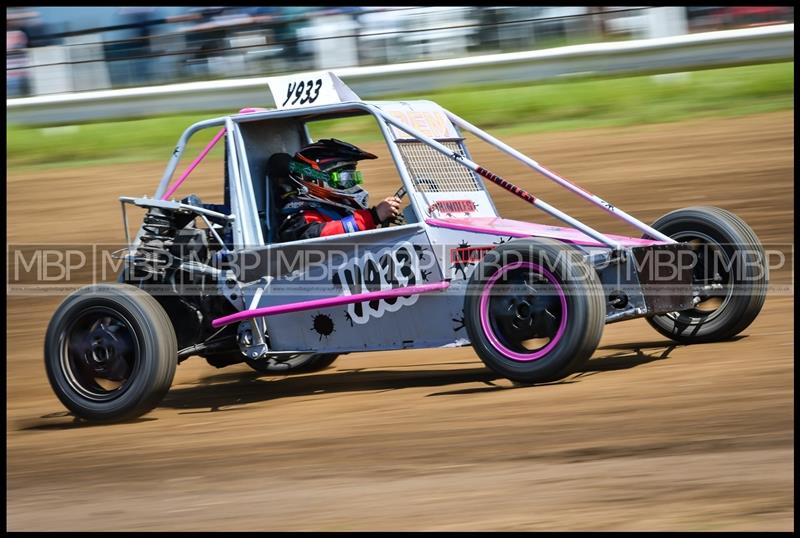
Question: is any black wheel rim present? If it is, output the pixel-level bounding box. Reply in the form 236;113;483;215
480;262;568;361
666;230;734;325
60;306;140;401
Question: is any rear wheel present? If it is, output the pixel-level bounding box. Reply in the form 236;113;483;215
465;238;605;383
645;206;767;343
44;284;178;422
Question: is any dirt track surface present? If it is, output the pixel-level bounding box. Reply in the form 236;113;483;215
7;111;794;531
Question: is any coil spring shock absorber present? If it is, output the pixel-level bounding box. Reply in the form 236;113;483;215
131;207;179;280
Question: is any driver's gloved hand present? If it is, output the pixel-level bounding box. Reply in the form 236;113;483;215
372;196;402;226
369;206;383;226
370;206;403;227
389;212;407;226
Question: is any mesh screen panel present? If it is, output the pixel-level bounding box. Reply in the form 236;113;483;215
396;140;482;192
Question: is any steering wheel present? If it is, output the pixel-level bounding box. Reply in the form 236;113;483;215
385;178;441;226
383;184;408;227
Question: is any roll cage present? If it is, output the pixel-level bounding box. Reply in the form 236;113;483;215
128;100;673;257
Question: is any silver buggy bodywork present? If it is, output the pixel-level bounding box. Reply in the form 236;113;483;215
118;93;694;357
48;73;769;422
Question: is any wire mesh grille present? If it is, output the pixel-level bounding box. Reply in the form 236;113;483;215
396;140;482;192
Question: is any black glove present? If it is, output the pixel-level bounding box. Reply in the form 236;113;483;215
389;211;407;226
370;206;406;227
369;206;386;227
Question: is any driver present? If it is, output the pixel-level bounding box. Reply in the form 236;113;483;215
269;139;401;242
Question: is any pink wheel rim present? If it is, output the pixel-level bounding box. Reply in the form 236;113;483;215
479;261;568;362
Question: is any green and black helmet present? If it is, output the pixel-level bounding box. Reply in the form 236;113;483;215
287;139;377;209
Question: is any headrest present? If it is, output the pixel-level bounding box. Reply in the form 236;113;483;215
266;152;292;179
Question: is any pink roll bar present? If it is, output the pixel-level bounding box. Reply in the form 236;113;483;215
161;127;226;200
161;107;268;201
211;280;450;328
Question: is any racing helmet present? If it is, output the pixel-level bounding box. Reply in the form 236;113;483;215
287;138;377;210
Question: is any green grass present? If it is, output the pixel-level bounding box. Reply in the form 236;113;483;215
7;61;793;170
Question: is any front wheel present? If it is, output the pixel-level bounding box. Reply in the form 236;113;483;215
464;238;605;384
645;206;768;343
44;284;178;422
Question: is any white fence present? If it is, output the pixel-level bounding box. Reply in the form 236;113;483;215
7;24;793;125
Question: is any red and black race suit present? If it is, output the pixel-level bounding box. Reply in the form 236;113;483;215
278;204;380;242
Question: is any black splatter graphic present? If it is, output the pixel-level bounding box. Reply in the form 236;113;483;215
311;313;335;341
413;244;429;263
421;269;431;282
344;311;354;327
452;313;466;332
493;236;513;246
452;240;473;280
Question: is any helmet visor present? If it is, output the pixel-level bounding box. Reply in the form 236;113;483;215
329;169;363;189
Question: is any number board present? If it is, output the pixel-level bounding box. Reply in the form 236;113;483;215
267;71;361;110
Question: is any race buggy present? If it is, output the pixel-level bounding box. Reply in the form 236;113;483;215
44;72;768;422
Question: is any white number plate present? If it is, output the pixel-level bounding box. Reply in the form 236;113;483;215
268;71;360;110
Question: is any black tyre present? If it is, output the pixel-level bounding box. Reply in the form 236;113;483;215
44;284;178;422
465;237;605;383
645;206;767;343
245;353;339;374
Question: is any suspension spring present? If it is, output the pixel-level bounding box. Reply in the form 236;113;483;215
132;208;179;279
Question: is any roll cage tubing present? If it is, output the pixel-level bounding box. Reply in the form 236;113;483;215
153;101;674;251
442;110;676;244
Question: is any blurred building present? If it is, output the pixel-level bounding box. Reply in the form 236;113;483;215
6;6;794;97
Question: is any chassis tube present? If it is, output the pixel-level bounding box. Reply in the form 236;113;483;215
211;280;450;328
377;112;622;250
154;116;227;199
161;128;226;200
367;105;425;224
445;110;676;244
231;121;265;246
224;117;252;248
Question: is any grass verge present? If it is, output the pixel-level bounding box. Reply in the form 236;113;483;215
7;61;793;170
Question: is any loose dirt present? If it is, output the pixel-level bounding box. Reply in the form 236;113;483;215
7;111;793;531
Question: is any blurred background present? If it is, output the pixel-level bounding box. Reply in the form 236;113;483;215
6;5;794;97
